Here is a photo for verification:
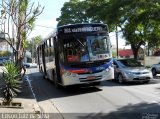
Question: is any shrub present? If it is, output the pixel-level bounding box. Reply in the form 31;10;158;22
1;61;22;105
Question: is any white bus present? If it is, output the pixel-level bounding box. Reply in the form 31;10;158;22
36;23;114;88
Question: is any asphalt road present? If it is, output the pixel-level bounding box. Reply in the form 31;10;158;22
28;68;160;119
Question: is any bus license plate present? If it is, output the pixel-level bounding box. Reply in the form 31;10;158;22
87;76;96;80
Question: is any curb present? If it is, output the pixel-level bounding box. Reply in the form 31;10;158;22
24;75;41;114
33;103;41;114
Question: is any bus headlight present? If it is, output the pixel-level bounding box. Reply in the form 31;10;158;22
63;70;78;77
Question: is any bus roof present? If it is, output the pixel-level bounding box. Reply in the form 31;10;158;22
37;23;108;46
57;23;108;35
58;23;107;29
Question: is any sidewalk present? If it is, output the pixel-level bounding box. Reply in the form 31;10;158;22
0;66;40;114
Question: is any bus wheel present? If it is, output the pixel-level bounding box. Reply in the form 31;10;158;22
92;82;101;86
43;74;47;80
54;78;62;89
54;73;62;89
40;66;43;72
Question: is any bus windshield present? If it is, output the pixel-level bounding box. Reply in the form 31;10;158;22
62;34;111;63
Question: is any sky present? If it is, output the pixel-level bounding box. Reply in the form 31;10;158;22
30;0;130;49
29;0;69;38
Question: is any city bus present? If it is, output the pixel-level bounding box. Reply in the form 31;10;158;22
36;23;114;88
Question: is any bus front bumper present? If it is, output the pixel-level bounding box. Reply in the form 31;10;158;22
61;67;114;86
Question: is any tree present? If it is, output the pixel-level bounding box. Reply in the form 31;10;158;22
122;0;160;58
0;0;44;74
26;35;42;58
56;0;95;26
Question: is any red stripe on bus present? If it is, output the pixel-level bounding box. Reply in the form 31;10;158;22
68;69;89;74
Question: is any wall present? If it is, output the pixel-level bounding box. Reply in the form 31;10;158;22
143;56;160;66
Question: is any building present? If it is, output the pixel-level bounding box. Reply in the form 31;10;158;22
118;48;145;60
119;49;134;58
0;41;10;51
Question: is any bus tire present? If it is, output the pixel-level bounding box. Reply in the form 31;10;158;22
53;70;62;89
54;76;62;89
39;66;42;72
92;82;101;86
43;74;47;80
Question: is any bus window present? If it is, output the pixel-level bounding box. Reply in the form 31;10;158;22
88;35;110;61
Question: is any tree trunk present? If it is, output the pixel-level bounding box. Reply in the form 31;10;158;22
15;3;26;76
131;44;139;60
131;41;145;60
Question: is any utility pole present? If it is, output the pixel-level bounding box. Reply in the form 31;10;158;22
32;39;34;63
116;25;119;58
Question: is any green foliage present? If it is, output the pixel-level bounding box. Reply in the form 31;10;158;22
19;0;28;12
26;35;42;57
116;0;160;58
112;51;116;58
21;31;27;48
0;51;12;57
1;62;22;105
27;16;36;30
56;0;93;26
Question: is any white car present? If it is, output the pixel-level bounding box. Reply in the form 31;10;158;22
151;62;160;76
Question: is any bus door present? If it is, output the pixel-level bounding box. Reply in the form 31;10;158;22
42;43;47;77
54;37;62;84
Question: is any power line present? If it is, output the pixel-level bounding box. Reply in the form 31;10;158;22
35;24;55;29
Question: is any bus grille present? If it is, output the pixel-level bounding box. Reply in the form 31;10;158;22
79;75;102;82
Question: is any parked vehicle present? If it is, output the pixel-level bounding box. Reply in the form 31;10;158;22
113;58;153;83
23;63;30;68
0;57;10;66
151;62;160;76
23;63;37;68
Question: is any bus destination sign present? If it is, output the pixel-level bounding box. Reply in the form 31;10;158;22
63;26;104;33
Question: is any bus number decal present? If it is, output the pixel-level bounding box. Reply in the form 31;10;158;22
96;67;105;71
64;27;103;33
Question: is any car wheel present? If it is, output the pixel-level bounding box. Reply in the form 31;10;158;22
144;80;150;83
152;68;157;76
118;74;124;84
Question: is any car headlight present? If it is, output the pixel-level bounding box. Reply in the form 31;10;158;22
124;71;133;75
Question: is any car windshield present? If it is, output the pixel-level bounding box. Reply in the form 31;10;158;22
117;59;143;67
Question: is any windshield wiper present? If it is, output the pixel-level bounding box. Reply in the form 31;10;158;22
73;35;84;47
